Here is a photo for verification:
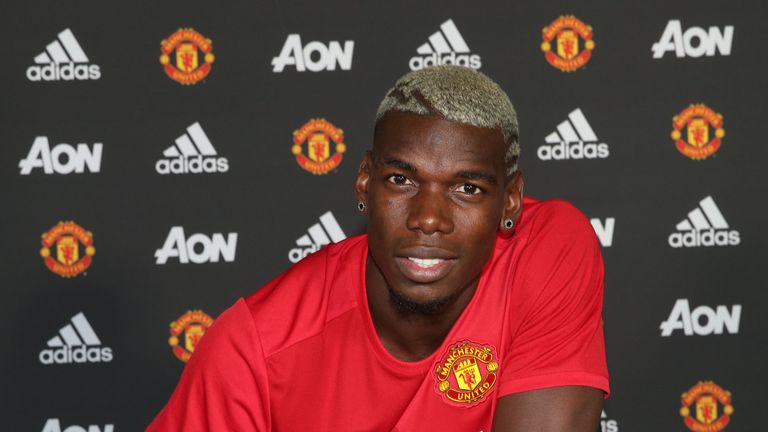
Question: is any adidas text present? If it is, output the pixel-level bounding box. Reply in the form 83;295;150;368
540;108;609;160
660;299;741;336
155;156;228;174
19;137;102;175
537;142;609;160
652;20;733;58
272;34;354;72
39;312;112;365
42;418;114;432
27;29;101;81
156;122;228;174
39;346;113;365
601;410;618;432
155;227;238;264
668;229;740;248
409;19;481;71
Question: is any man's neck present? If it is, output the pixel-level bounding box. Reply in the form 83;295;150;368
365;257;479;362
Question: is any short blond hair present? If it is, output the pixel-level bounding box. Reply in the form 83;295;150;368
376;65;520;174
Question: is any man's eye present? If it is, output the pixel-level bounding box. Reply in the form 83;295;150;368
458;184;482;195
387;174;412;185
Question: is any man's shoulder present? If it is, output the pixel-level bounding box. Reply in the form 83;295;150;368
510;197;595;246
240;235;367;357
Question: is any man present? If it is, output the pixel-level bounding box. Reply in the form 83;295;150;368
148;65;608;431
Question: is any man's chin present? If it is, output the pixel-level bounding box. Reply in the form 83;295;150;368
387;285;453;316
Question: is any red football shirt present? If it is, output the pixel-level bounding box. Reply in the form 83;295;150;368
147;198;609;431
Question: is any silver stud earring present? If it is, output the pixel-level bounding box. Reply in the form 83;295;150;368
357;202;366;212
503;219;514;230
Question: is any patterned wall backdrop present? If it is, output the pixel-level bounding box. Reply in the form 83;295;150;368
2;0;766;430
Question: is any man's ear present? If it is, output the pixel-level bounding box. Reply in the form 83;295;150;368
501;171;524;225
354;151;373;209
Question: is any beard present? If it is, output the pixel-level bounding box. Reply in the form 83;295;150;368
387;285;454;315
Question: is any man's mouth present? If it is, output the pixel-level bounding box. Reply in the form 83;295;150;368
395;255;457;283
407;257;444;268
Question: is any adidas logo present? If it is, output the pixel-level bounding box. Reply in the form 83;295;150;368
409;19;481;71
26;28;101;81
601;410;619;432
39;312;113;365
538;108;609;160
288;211;346;263
155;122;229;175
668;196;740;248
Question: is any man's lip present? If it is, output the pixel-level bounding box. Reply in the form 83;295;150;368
396;247;458;260
394;256;457;284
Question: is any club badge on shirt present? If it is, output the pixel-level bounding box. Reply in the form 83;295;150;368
433;340;499;407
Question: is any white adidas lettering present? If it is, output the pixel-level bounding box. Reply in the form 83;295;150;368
409;19;481;70
668;196;740;248
288;211;346;263
26;28;101;81
39;312;113;365
155;122;229;174
538;108;609;160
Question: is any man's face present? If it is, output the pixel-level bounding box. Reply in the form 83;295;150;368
357;111;520;313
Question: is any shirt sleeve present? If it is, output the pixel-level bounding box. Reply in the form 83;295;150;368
146;298;271;431
497;201;609;397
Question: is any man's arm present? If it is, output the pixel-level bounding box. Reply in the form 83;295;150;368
492;386;603;431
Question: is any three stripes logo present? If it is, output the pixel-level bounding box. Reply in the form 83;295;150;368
668;196;740;248
288;211;346;263
155;122;229;174
26;28;101;82
538;108;609;160
409;19;481;71
39;312;113;365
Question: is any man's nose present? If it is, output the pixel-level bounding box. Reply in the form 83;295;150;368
406;186;454;235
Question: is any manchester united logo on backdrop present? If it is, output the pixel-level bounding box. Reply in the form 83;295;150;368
40;221;95;277
433;340;499;407
292;118;346;174
672;104;725;160
168;310;214;363
541;16;595;72
159;28;215;85
680;381;734;431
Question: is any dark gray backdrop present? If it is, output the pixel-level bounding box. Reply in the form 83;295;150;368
1;0;765;430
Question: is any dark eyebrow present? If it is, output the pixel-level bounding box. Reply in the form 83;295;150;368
457;171;498;185
380;158;415;172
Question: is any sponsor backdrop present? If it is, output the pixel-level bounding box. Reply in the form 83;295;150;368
1;0;765;430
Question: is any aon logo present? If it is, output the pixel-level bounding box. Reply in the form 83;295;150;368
155;227;238;264
272;35;354;72
660;299;741;336
652;20;733;58
19;137;102;175
42;418;113;432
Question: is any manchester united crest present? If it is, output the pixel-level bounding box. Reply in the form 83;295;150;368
680;381;734;431
160;28;215;85
168;310;214;363
292;118;346;174
40;221;95;278
672;104;725;160
433;340;499;407
541;16;595;72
